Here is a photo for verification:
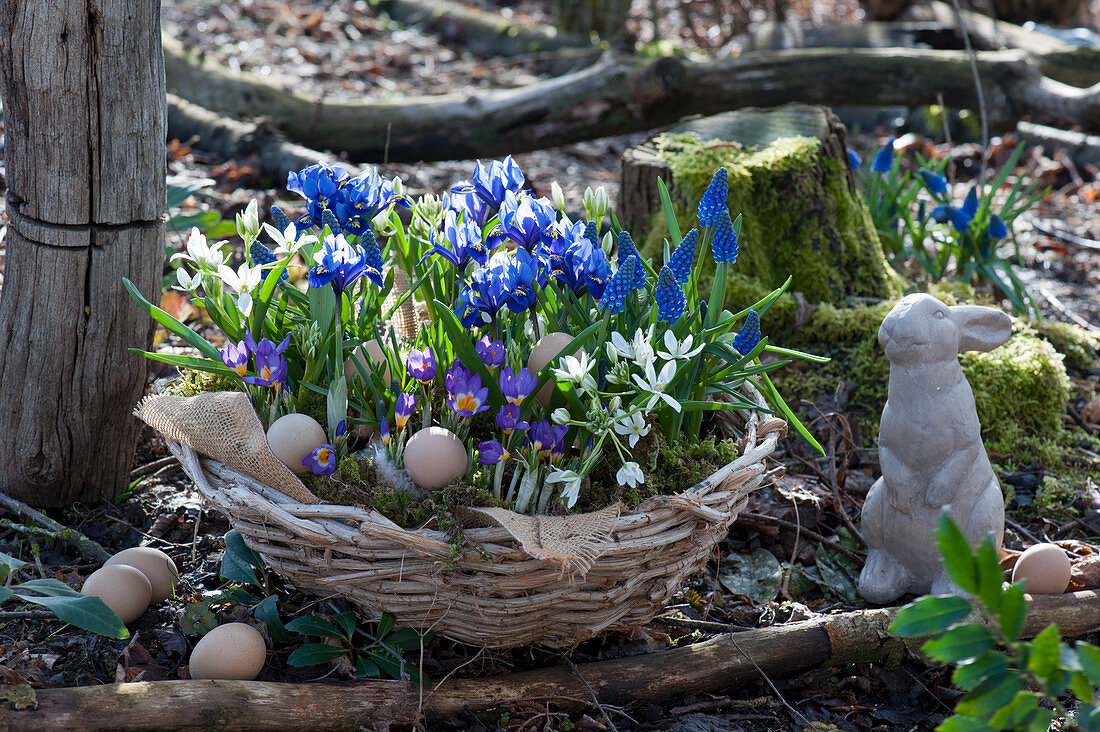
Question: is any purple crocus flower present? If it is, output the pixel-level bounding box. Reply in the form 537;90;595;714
379;417;391;446
478;440;509;466
395;393;415;432
495;404;529;435
499;366;536;406
302;444;337;476
476;336;506;369
242;333;291;392
527;421;569;461
405;347;437;384
221;339;249;377
446;366;490;418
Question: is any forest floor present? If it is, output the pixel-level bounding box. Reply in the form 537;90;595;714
2;0;1100;730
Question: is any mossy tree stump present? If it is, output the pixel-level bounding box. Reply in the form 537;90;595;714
621;104;897;306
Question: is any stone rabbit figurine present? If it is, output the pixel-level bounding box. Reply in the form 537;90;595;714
858;294;1013;604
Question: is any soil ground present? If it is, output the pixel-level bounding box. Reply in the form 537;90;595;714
1;1;1100;730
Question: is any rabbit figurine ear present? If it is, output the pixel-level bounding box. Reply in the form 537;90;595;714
950;305;1012;353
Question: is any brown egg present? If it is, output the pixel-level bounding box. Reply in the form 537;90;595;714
403;427;467;489
266;413;328;475
345;340;390;385
527;332;585;406
81;565;152;624
1012;543;1071;594
188;622;267;680
105;547;179;604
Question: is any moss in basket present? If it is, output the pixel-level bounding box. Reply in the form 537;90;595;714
169;369;240;396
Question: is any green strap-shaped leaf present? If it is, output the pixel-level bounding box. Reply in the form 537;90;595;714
123;278;222;361
18;592;129;639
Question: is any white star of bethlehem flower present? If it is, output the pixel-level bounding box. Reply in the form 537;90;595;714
658;331;706;361
616;462;644;489
613;410;650;448
632;360;681;413
217;263;262;316
552;352;597;395
174;268;203;293
264;221;316;257
545;468;584;508
171;227;227;271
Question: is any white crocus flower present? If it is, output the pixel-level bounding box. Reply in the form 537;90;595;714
552;352;597;395
632;360;681;413
174;268;203;293
616;462;644;489
264;221;315;257
658;331;706;361
546;468;584;509
218;263;262;316
613;410;650;448
171;227;228;271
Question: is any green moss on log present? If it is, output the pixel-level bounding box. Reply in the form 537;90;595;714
639;132;901;305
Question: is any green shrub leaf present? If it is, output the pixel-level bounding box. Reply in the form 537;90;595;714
999;583;1027;642
952;651;1010;691
936;715;996;732
974;538;1003;613
922;624;994;664
935;513;978;595
1079;643;1100;687
954;670;1023;718
1027;624;1060;678
988;691;1039;729
891;595;972;637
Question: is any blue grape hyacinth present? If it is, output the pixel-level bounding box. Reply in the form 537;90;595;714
732;310;761;355
711;211;739;264
655;266;686;324
697;168;728;227
668;228;697;284
599;255;640;315
871;137;896;174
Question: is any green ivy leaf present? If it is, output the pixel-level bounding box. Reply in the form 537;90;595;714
285;615;346;640
220;530;263;586
954;670;1023;718
921;624;994;664
999;583;1027;642
952;651;1010;692
891;595;972;637
286;643;349;667
1027;624;1060;678
935;513;978;595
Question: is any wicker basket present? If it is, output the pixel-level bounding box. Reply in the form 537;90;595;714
163;386;786;649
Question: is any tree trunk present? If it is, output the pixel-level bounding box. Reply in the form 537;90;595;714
162;39;1100;163
0;0;165;506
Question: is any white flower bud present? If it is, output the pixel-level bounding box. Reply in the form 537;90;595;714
550;181;565;212
551;407;571;425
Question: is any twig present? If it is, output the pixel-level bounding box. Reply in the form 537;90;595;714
652;616;754;634
563;656;619;732
99;514;192;549
738;511;865;562
129;455;179;480
0;610;55;620
1035;284;1100;333
0;492;110;563
728;636;812;727
947;0;989;181
1005;516;1042;545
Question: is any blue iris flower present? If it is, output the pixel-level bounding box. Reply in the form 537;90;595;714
461;156;525;209
668;228;698;284
712;211;739;264
442;185;487;226
460;249;540;323
847;149;862;170
420;210;488;269
308;232;381;296
655;266;686;324
496;191;556;251
546;220;612;299
871;137;896;174
732;310;761;355
328;168;411;236
697;168;728;227
599;255;641;315
286;163;349;227
919;170;948;196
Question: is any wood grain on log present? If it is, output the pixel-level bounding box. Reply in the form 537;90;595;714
162;39;1100;163
6;592;1100;730
0;0;165;506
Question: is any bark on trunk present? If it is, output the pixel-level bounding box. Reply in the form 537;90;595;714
6;591;1100;730
162;39;1100;163
0;0;165;506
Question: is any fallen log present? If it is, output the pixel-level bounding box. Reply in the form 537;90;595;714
162;37;1100;163
6;591;1100;730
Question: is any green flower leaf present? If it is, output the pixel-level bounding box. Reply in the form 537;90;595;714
974;538;1003;614
253;595;286;643
891;595;972;637
921;623;994;664
988;691;1039;730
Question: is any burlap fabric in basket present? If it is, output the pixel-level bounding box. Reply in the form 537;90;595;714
140;386;786;649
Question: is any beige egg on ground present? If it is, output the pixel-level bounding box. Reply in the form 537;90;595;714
266;413;328;475
345;340;390;385
527;332;585;406
81;565;152;624
105;547;179;604
188;622;267;681
1012;543;1071;594
404;427;467;489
